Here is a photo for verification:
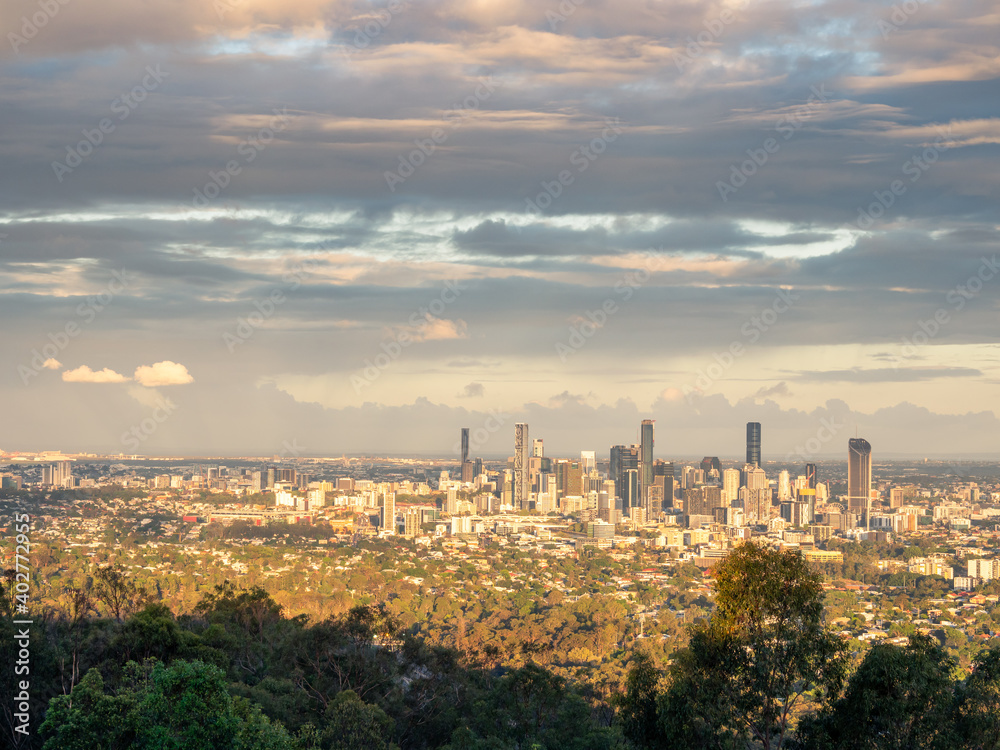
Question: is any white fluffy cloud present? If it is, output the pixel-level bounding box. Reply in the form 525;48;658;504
133;361;194;387
62;366;129;383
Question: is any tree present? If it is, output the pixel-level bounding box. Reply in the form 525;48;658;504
40;659;296;750
629;542;847;750
796;635;956;750
93;565;150;622
951;646;1000;750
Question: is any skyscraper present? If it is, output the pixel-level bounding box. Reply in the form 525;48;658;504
580;450;596;472
532;438;544;457
746;422;761;467
640;419;654;501
722;468;740;504
848;438;872;523
700;456;721;479
806;462;817;489
514;422;530;510
461;427;470;465
610;444;639;504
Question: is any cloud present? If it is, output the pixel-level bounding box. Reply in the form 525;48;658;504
42;358;62;370
397;316;468;342
62;366;129;383
793;367;981;383
754;382;791;400
133;361;194;387
458;382;485;398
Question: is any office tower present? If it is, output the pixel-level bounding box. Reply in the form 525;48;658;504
532;439;544;457
746;422;761;467
266;467;276;489
778;470;791;500
461;461;474;482
848;438;872;524
640;419;654;502
555;460;583;498
889;487;904;508
580;450;596;472
404;508;421;537
722;468;740;504
514;423;530;510
473;457;483;477
41;460;72;486
610;444;639;502
653;460;675;509
745;465;767;491
700;456;721;479
381;492;395;532
623;468;640;509
461;427;470;465
806;462;817;489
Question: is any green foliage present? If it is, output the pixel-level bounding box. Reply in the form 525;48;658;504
624;543;848;750
41;660;296;750
796;635;956;750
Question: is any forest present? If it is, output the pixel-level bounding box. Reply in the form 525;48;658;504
2;543;1000;748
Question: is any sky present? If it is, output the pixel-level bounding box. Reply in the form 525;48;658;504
1;0;999;460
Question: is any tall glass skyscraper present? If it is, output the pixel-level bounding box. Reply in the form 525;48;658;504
848;438;872;522
805;462;817;489
746;422;761;467
640;419;654;502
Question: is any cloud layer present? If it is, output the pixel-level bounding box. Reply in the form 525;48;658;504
1;0;998;456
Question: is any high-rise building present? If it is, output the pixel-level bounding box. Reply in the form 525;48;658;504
461;427;470;465
580;450;596;472
514;423;530;510
778;470;791;500
532;438;544;457
805;462;817;489
41;460;72;486
700;456;721;479
640;419;654;502
381;492;395;533
653;460;675;509
746;422;761;467
722;468;740;504
848;438;872;524
404;508;421;537
610;444;639;503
